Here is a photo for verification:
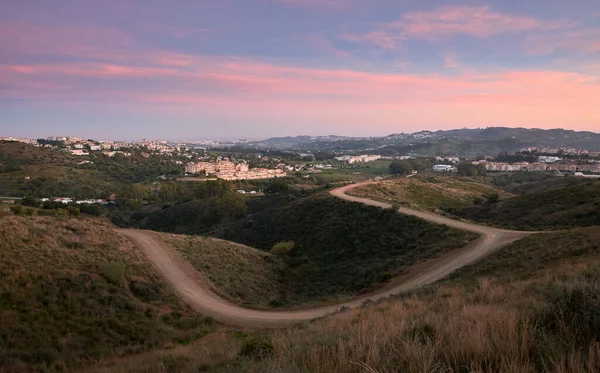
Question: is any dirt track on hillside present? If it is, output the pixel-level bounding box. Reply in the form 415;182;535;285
116;182;535;328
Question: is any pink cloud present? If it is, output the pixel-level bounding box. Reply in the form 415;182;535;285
349;5;573;49
524;28;600;55
3;55;600;111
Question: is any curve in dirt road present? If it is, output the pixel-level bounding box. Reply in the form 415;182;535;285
117;181;535;328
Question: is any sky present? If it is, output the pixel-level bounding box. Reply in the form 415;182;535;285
1;0;599;140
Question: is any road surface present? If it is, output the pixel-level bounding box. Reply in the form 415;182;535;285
117;181;535;328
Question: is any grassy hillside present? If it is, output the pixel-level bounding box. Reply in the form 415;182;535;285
0;215;216;372
451;182;600;230
0;142;122;198
210;193;477;304
0;142;186;199
349;175;510;210
484;172;597;194
159;234;285;307
104;227;600;373
0;141;76;168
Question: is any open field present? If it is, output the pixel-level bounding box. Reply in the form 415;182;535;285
159;233;285;308
0;215;217;372
301;160;391;183
348;175;510;211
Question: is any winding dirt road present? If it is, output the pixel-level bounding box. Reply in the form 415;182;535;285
117;182;535;328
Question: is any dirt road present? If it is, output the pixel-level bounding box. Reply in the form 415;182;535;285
117;182;535;328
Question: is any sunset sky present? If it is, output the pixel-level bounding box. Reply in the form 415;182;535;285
1;0;599;140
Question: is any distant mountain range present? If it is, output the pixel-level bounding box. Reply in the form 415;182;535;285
250;127;600;156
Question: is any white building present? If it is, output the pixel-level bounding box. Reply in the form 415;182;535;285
334;154;381;164
433;164;454;172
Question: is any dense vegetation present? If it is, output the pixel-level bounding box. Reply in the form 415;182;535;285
450;181;600;230
0;216;216;372
137;192;247;233
209;193;476;304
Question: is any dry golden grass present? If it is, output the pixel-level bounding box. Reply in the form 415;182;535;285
349;176;510;211
159;233;285;307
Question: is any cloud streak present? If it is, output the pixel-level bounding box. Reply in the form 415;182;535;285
349;5;573;49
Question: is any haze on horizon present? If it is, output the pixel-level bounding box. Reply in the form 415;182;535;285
1;0;599;140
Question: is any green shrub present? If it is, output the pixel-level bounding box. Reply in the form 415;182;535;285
101;261;125;285
487;193;500;204
66;206;80;217
268;299;284;308
55;208;69;217
9;205;24;215
23;207;37;216
78;203;103;216
0;208;8;218
20;196;40;208
238;337;274;359
129;280;160;302
271;241;295;255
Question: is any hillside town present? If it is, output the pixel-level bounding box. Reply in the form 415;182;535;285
185;159;286;180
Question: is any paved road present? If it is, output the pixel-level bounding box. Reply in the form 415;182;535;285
117;182;535;328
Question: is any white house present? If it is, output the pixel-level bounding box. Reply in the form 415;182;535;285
433;164;454;172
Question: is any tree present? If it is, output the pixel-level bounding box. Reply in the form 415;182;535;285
264;178;289;194
389;161;413;175
20;196;40;208
123;183;148;202
271;241;295;255
409;158;432;172
457;162;486;177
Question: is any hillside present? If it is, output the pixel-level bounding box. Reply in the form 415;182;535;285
450;182;600;230
0;141;185;199
140;190;476;305
159;234;285;307
0;215;217;372
252;127;600;155
210;193;477;304
348;176;510;211
0;141;77;168
94;227;600;373
0;142;122;198
486;172;599;194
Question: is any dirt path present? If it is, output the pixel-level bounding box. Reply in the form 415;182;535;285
116;182;535;328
